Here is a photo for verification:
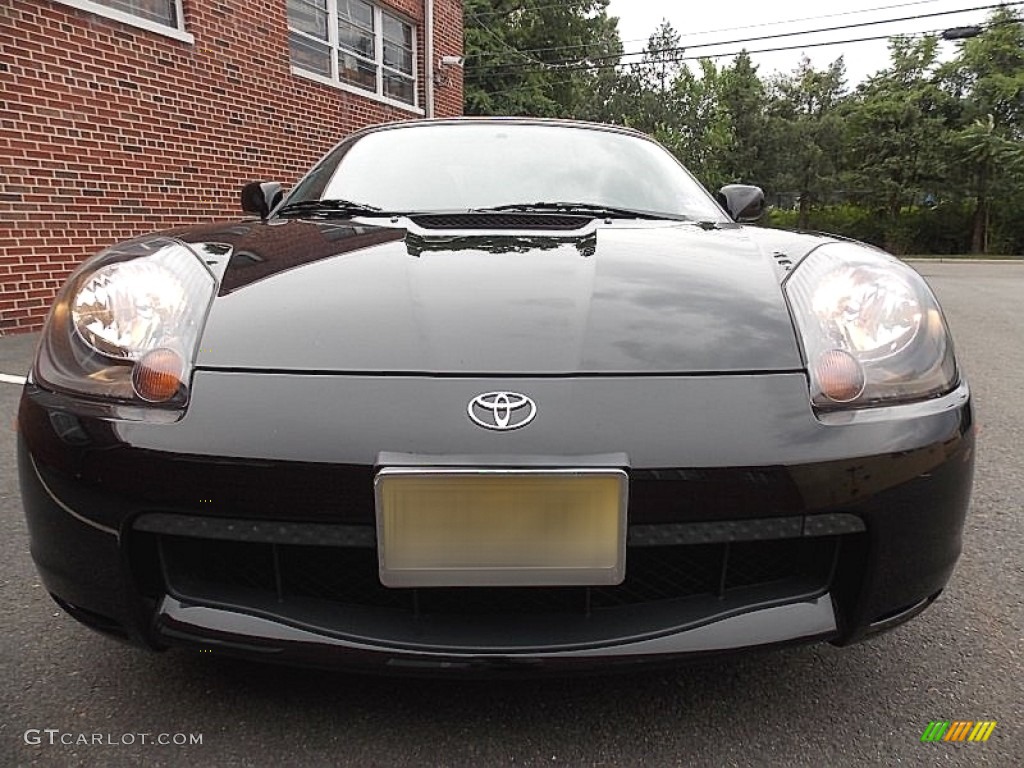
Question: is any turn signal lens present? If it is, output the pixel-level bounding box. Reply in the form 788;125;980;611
815;349;865;403
132;348;185;402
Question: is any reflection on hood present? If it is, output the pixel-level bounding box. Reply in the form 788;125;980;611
169;220;406;294
170;219;605;294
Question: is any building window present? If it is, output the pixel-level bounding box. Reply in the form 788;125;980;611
288;0;417;107
93;0;178;26
51;0;191;42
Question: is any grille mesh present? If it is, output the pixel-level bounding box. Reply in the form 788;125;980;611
411;213;590;230
155;535;838;617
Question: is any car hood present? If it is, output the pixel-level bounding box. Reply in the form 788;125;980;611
175;218;826;374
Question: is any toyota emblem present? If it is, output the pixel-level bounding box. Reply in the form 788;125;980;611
467;391;537;431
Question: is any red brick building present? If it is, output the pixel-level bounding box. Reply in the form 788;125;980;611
0;0;464;332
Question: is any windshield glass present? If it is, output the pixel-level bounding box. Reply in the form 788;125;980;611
287;123;728;221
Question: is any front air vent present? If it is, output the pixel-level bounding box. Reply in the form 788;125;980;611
773;250;794;270
411;213;591;230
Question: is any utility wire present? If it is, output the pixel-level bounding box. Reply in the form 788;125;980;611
466;8;551;68
468;1;1022;73
472;32;936;101
467;0;601;20
472;16;1016;95
667;0;948;39
468;0;948;60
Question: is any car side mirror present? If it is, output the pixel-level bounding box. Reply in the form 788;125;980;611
240;181;284;219
716;184;765;222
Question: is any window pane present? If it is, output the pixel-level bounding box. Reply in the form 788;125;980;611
287;0;328;40
94;0;177;26
383;42;412;74
339;23;374;58
339;52;377;91
338;0;374;31
338;0;374;58
382;14;412;48
383;72;414;104
382;14;413;75
289;32;331;77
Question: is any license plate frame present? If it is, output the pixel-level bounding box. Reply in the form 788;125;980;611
374;468;628;588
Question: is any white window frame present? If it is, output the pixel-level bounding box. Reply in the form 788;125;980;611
289;0;422;115
51;0;194;44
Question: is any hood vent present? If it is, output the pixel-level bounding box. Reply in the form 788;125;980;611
410;213;591;230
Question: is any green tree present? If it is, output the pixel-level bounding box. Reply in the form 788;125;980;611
842;36;954;250
955;114;1024;252
942;7;1024;252
587;20;690;131
657;59;731;188
587;22;731;188
463;0;622;118
767;57;848;228
717;52;770;187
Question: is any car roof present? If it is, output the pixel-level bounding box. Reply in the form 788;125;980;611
343;116;653;143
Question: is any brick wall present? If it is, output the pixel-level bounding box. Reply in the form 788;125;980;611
0;0;464;333
432;0;464;117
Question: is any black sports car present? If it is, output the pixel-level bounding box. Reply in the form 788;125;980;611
18;118;974;674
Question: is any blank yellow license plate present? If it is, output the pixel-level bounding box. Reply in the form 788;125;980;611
374;469;627;588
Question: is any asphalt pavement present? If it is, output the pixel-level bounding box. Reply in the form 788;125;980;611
0;262;1021;767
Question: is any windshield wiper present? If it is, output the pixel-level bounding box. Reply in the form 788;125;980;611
475;202;686;221
276;198;385;217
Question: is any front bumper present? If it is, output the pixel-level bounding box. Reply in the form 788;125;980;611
18;371;974;672
153;594;841;674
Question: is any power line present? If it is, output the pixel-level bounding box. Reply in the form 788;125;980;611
487;2;1021;70
672;0;949;40
465;9;550;68
468;1;1022;73
471;16;1016;93
467;0;599;20
469;0;949;60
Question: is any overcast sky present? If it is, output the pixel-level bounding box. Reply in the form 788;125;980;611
604;0;1005;86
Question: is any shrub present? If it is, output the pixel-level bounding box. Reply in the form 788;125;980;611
762;203;1000;255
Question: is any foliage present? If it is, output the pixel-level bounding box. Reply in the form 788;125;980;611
765;204;971;254
765;56;848;228
464;6;1024;253
766;199;1024;256
463;0;621;117
842;36;953;229
717;52;770;186
944;8;1024;252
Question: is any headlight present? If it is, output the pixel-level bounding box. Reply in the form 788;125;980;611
35;237;216;417
785;243;958;409
71;259;190;360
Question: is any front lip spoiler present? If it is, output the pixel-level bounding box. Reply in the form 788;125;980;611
154;594;838;670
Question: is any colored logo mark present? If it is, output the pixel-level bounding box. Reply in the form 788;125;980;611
921;721;997;742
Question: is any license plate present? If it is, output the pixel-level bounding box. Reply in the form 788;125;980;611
374;469;627;588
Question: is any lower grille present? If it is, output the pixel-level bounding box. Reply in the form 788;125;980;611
147;534;840;617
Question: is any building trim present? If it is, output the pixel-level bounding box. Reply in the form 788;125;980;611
49;0;195;44
290;66;426;116
425;0;435;118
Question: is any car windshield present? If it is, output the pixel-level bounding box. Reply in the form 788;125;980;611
285;122;728;222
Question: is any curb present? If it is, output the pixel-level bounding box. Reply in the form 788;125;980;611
903;258;1024;264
